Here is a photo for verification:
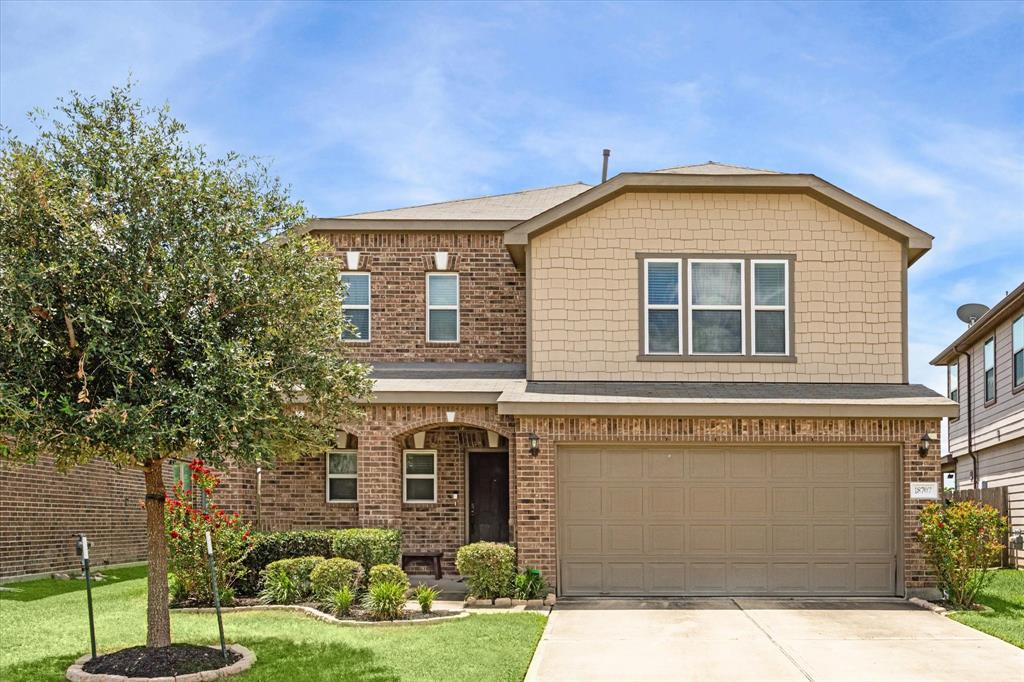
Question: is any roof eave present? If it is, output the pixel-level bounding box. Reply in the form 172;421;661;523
930;281;1024;366
504;173;934;265
304;217;520;233
497;398;958;418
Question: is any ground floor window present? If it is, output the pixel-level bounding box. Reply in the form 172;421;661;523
327;450;357;502
171;461;193;494
403;450;437;503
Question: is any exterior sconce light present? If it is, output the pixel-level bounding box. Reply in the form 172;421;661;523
345;251;361;270
446;410;456;423
434;251;449;270
528;433;540;456
1011;530;1024;551
918;432;937;457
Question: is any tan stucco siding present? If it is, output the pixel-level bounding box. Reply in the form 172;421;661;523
529;191;905;381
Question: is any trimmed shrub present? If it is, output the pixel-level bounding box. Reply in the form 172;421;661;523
363;581;406;621
167;572;186;606
917;500;1008;608
368;563;410;592
332;528;402;573
512;568;548;600
259;556;324;604
455;542;516;599
239;530;339;596
310;557;365;599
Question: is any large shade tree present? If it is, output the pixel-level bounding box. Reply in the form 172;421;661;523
0;85;372;647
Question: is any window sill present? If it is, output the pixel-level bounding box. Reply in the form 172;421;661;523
637;353;798;363
1012;383;1024;395
984;398;997;408
327;500;357;505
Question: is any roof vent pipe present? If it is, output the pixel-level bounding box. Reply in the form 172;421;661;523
601;149;610;183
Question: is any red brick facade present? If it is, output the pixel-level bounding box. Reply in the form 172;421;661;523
314;231;525;364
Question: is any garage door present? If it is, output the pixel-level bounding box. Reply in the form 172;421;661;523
557;445;897;596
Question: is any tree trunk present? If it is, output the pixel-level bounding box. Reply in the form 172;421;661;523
144;460;171;648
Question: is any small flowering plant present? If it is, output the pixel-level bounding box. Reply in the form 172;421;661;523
916;500;1007;609
164;458;253;606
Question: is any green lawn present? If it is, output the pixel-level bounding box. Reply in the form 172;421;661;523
0;571;546;681
947;569;1024;649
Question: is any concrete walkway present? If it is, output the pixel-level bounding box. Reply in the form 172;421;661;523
526;598;1024;681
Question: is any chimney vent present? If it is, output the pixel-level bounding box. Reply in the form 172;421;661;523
601;149;611;183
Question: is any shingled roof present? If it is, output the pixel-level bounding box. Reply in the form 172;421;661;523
651;161;782;175
332;182;592;221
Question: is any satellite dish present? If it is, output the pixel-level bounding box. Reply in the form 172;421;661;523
957;303;990;326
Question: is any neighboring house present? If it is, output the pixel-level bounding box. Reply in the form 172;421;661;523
931;282;1024;567
1;162;958;598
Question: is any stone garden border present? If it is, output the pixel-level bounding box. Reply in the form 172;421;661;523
66;644;255;682
174;603;471;627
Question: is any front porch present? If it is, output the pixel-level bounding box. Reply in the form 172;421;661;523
255;405;517;576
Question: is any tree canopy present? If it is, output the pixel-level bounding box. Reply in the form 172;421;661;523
0;84;372;646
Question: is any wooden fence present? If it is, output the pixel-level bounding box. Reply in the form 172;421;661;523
944;486;1011;567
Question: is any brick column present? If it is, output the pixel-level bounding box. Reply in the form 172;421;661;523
513;425;557;587
357;429;402;528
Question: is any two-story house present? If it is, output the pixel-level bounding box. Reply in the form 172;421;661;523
233;161;955;599
931;282;1024;567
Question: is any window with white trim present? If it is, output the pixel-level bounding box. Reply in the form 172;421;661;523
644;259;682;354
1013;315;1023;389
326;450;357;502
948;361;959;403
751;260;788;355
689;259;744;355
172;461;193;494
426;273;459;342
984;336;996;403
341;273;370;342
403;450;436;503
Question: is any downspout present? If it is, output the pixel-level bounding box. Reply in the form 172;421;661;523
962;349;978;488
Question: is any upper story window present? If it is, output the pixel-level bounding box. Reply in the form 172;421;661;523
341;272;371;342
426;273;459;343
752;261;789;355
984;336;996;404
690;260;744;354
1013;315;1023;390
640;255;793;359
948;361;959;403
326;450;357;502
644;259;682;354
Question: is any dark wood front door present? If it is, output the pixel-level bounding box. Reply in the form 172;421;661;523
469;451;510;543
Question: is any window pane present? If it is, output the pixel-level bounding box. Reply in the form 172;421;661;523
428;310;458;341
949;364;958;399
754;263;786;306
692;262;741;306
1015;351;1023;388
405;453;435;475
342;309;370;340
329;452;357;475
406;478;434;501
984;339;994;369
1014;316;1023;352
647;262;679;305
692;310;742;353
986;369;995;401
755;310;786;354
329;478;357;501
647;309;679;353
341;273;370;306
428;275;458;306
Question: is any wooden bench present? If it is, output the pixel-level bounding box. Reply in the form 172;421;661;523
401;551;443;580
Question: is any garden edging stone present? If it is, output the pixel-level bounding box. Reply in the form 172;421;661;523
173;603;470;626
65;645;255;682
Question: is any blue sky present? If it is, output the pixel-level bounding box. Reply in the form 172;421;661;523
2;0;1022;398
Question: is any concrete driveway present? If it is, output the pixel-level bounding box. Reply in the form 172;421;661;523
526;598;1024;681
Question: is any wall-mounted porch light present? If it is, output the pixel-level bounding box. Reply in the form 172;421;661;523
528;433;540;456
345;251;361;270
918;432;938;457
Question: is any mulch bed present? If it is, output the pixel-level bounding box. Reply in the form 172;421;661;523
82;644;241;678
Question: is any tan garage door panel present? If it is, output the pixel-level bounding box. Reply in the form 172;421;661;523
557;445;897;596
